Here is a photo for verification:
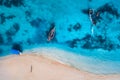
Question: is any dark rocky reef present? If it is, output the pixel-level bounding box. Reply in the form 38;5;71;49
7;36;13;43
26;38;35;45
82;3;119;25
81;35;105;49
66;34;119;51
0;34;4;45
82;9;102;25
6;23;20;37
67;24;72;32
88;0;92;2
118;35;120;41
25;11;31;18
0;13;5;24
33;21;57;43
73;23;81;31
33;19;50;43
13;23;20;31
81;34;119;51
68;23;81;32
66;38;80;48
4;0;11;7
30;18;42;28
11;0;24;7
0;0;24;8
6;15;16;19
49;23;55;30
81;9;89;15
25;10;32;21
12;43;23;52
0;0;3;5
0;48;3;54
97;3;120;18
82;3;120;19
5;23;20;44
0;13;16;24
24;30;28;33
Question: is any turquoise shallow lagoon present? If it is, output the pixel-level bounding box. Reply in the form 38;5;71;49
0;0;120;74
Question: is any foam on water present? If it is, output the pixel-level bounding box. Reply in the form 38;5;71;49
24;47;120;74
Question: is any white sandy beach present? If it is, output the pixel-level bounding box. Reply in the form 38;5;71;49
0;53;120;80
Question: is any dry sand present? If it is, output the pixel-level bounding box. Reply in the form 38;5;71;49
0;54;120;80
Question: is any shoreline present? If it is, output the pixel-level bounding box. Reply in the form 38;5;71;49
1;47;120;74
0;53;120;80
23;47;120;74
1;53;120;75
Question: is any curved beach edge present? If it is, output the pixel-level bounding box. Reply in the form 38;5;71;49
0;53;120;80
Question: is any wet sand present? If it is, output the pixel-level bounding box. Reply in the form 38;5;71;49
0;54;120;80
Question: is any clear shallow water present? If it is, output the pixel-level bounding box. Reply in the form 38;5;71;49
0;0;120;74
24;47;120;74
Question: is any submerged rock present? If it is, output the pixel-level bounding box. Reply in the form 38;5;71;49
13;23;20;31
66;38;80;48
11;0;24;7
6;23;20;37
80;34;118;51
27;38;34;45
30;18;42;28
25;10;31;18
67;24;72;32
81;9;89;15
73;23;81;31
6;15;16;19
2;0;24;8
67;23;81;32
33;20;50;43
97;3;120;18
0;48;3;54
4;0;11;7
25;10;31;21
0;34;4;45
0;13;6;24
12;43;23;52
118;35;120;41
0;0;3;5
88;0;92;2
0;13;15;24
7;36;13;44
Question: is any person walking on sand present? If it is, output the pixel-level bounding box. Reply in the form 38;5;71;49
30;65;32;72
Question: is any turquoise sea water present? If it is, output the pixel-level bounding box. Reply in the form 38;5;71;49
0;0;120;74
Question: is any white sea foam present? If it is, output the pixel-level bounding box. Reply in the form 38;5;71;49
24;47;120;74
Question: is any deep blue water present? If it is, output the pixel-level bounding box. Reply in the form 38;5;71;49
0;0;120;74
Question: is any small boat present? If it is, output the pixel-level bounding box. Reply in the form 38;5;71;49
47;26;55;41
